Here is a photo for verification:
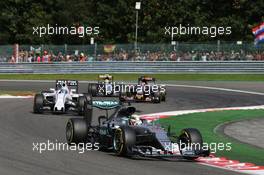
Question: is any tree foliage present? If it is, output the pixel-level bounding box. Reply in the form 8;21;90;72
0;0;263;44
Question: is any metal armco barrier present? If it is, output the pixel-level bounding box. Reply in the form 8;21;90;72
0;61;264;74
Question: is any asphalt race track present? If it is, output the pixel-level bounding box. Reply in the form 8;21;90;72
1;81;264;175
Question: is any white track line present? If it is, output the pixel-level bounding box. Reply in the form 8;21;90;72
141;105;264;119
0;95;32;99
166;84;264;96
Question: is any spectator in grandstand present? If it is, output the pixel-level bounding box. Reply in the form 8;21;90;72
42;51;49;62
169;51;177;61
5;46;264;63
79;53;86;62
27;53;33;62
36;54;41;62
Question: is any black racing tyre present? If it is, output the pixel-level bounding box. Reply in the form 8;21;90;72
77;96;86;115
66;118;88;144
153;93;160;103
88;83;92;94
160;93;166;101
178;128;203;160
88;83;98;96
33;94;44;113
113;126;136;156
163;95;166;101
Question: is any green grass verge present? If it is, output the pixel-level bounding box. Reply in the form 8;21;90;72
158;110;264;165
1;74;264;81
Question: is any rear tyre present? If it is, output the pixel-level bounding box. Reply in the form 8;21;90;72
160;93;166;102
153;93;160;103
33;94;44;113
88;83;98;96
113;127;136;156
66;118;88;144
178;128;203;160
77;96;86;115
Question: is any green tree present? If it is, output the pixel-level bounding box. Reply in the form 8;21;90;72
0;0;263;44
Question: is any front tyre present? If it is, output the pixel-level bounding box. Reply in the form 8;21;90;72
113;127;136;156
66;118;88;144
178;128;203;160
33;94;44;113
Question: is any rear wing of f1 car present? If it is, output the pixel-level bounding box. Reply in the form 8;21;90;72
84;96;135;125
138;76;156;82
98;74;113;80
55;80;79;93
84;97;122;124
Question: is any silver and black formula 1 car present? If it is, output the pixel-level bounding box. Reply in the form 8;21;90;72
65;97;210;159
87;74;120;97
33;80;87;115
119;76;166;103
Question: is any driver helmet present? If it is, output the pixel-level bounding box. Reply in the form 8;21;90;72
130;114;142;125
141;79;148;85
105;77;110;84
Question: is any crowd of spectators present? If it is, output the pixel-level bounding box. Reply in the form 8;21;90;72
3;49;264;63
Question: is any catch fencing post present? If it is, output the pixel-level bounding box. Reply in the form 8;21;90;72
64;44;68;55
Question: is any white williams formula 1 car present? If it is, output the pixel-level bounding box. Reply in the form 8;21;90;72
33;80;87;115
